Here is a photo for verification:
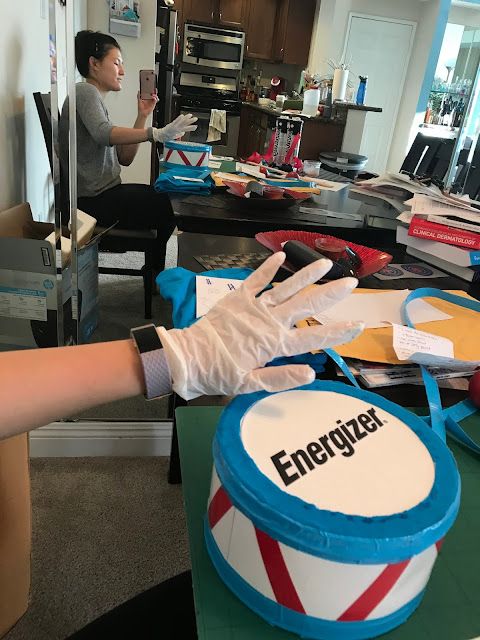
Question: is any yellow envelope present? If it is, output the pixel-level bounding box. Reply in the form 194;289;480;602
297;288;480;365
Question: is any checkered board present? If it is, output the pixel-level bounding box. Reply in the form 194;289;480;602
194;252;270;271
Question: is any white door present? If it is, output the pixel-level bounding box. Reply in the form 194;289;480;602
343;14;416;173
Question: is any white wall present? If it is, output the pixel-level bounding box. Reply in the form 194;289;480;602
87;0;157;184
0;3;50;218
0;1;86;220
449;4;480;27
308;0;445;172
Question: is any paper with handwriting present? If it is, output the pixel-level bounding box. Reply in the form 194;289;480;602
195;275;244;318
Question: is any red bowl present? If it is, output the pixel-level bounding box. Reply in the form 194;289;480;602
255;230;392;278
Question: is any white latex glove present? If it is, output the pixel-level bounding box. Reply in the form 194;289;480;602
152;114;198;143
158;252;364;400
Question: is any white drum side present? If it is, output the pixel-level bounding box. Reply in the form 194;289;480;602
164;143;210;168
207;467;441;622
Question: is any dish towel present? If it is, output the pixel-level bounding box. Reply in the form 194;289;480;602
207;109;226;143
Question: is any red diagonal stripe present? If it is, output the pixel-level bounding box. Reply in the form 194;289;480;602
208;486;233;529
177;149;192;166
165;149;173;161
196;152;207;166
337;559;410;621
255;527;306;614
435;538;444;553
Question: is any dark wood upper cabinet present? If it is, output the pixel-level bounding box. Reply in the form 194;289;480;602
272;0;316;66
181;0;315;65
183;0;247;28
244;0;278;61
183;0;217;24
218;0;247;29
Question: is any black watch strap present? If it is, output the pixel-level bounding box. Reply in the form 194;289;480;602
130;324;172;400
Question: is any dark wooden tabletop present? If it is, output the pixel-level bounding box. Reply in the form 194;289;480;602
172;186;401;247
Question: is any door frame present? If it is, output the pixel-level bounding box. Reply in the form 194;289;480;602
341;12;417;171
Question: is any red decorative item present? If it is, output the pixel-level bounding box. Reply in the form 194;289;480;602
255;230;393;278
222;179;249;197
246;152;264;164
222;181;310;203
468;371;480;409
269;76;286;101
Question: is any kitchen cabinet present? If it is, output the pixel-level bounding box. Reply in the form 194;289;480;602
272;0;316;66
237;105;271;158
244;0;278;61
181;0;315;64
183;0;217;24
217;0;247;28
183;0;247;29
238;104;347;161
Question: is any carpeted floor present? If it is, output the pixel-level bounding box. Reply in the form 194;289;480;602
74;234;178;421
5;457;190;640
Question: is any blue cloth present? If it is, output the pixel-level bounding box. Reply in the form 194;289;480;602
157;267;252;329
156;266;327;372
154;167;213;194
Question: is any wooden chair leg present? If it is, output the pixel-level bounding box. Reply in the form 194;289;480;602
168;392;186;485
142;266;153;319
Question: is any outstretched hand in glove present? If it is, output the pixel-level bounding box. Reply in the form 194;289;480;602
159;252;363;400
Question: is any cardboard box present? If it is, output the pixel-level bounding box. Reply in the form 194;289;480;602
0;203;100;350
0;435;31;637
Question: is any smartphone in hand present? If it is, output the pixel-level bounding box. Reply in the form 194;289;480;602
139;69;156;100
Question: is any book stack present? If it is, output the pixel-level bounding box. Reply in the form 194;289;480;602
396;194;480;282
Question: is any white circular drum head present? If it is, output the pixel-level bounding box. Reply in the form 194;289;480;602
241;390;435;517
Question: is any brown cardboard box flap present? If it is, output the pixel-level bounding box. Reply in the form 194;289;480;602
0;435;31;637
0;203;97;264
0;203;52;240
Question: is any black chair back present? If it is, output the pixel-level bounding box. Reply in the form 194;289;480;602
400;132;454;183
33;92;54;172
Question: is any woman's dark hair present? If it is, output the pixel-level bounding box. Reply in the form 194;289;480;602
75;30;121;78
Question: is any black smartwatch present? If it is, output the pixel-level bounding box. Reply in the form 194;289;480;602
130;324;172;400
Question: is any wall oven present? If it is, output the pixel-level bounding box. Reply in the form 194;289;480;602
183;23;245;70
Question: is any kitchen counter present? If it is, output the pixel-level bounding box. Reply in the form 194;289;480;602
334;103;382;113
241;101;382;121
238;101;382;160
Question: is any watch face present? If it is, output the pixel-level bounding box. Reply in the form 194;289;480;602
133;325;162;353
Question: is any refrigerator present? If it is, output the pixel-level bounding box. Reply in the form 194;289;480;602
151;6;178;180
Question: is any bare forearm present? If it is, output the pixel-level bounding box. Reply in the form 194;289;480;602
114;115;149;165
0;340;146;439
109;123;149;146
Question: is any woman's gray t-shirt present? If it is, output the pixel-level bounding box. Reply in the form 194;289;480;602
60;82;121;198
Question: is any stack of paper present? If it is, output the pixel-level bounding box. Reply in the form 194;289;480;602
396;194;480;281
312;288;478;388
350;172;445;212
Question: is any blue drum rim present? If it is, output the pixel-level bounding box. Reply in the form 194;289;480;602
213;381;460;563
164;140;212;152
204;519;425;640
163;161;209;171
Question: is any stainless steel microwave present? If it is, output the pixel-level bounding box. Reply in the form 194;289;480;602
183;23;245;70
